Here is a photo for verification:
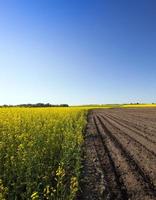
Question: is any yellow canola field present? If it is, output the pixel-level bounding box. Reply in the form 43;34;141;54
0;107;87;200
122;104;156;108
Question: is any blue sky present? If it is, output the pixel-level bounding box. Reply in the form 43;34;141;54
0;0;156;105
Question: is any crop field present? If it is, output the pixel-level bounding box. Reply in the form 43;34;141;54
0;107;156;200
81;108;156;200
0;107;87;199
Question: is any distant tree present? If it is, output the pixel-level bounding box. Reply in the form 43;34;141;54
60;104;69;107
0;103;69;108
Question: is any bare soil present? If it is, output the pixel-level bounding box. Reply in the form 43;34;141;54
79;108;156;200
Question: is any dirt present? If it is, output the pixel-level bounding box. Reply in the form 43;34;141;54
78;108;156;200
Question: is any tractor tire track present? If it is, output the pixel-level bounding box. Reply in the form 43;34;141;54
107;113;156;140
100;114;156;157
79;108;156;200
95;115;155;199
93;116;128;200
98;114;156;185
97;115;156;197
104;114;156;152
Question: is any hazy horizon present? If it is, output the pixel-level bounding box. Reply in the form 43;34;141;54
1;0;156;105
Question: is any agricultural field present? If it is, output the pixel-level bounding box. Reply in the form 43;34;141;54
121;104;156;108
81;108;156;200
0;107;87;199
0;106;156;200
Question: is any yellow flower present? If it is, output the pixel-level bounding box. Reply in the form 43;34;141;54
56;166;65;178
70;176;78;193
31;191;39;200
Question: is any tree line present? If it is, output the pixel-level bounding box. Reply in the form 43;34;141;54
0;103;69;107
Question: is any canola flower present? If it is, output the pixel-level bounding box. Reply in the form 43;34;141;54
31;191;39;200
0;107;87;199
70;176;78;199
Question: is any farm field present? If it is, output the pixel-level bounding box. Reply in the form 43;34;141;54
0;107;87;200
1;107;156;200
80;108;156;200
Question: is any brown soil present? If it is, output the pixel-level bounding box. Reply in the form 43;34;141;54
79;108;156;200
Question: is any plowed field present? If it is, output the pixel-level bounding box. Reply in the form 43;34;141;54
80;108;156;200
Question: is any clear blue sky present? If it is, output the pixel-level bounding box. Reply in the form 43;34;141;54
0;0;156;105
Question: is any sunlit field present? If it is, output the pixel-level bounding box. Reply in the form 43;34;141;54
0;105;156;199
122;104;156;108
0;107;87;199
